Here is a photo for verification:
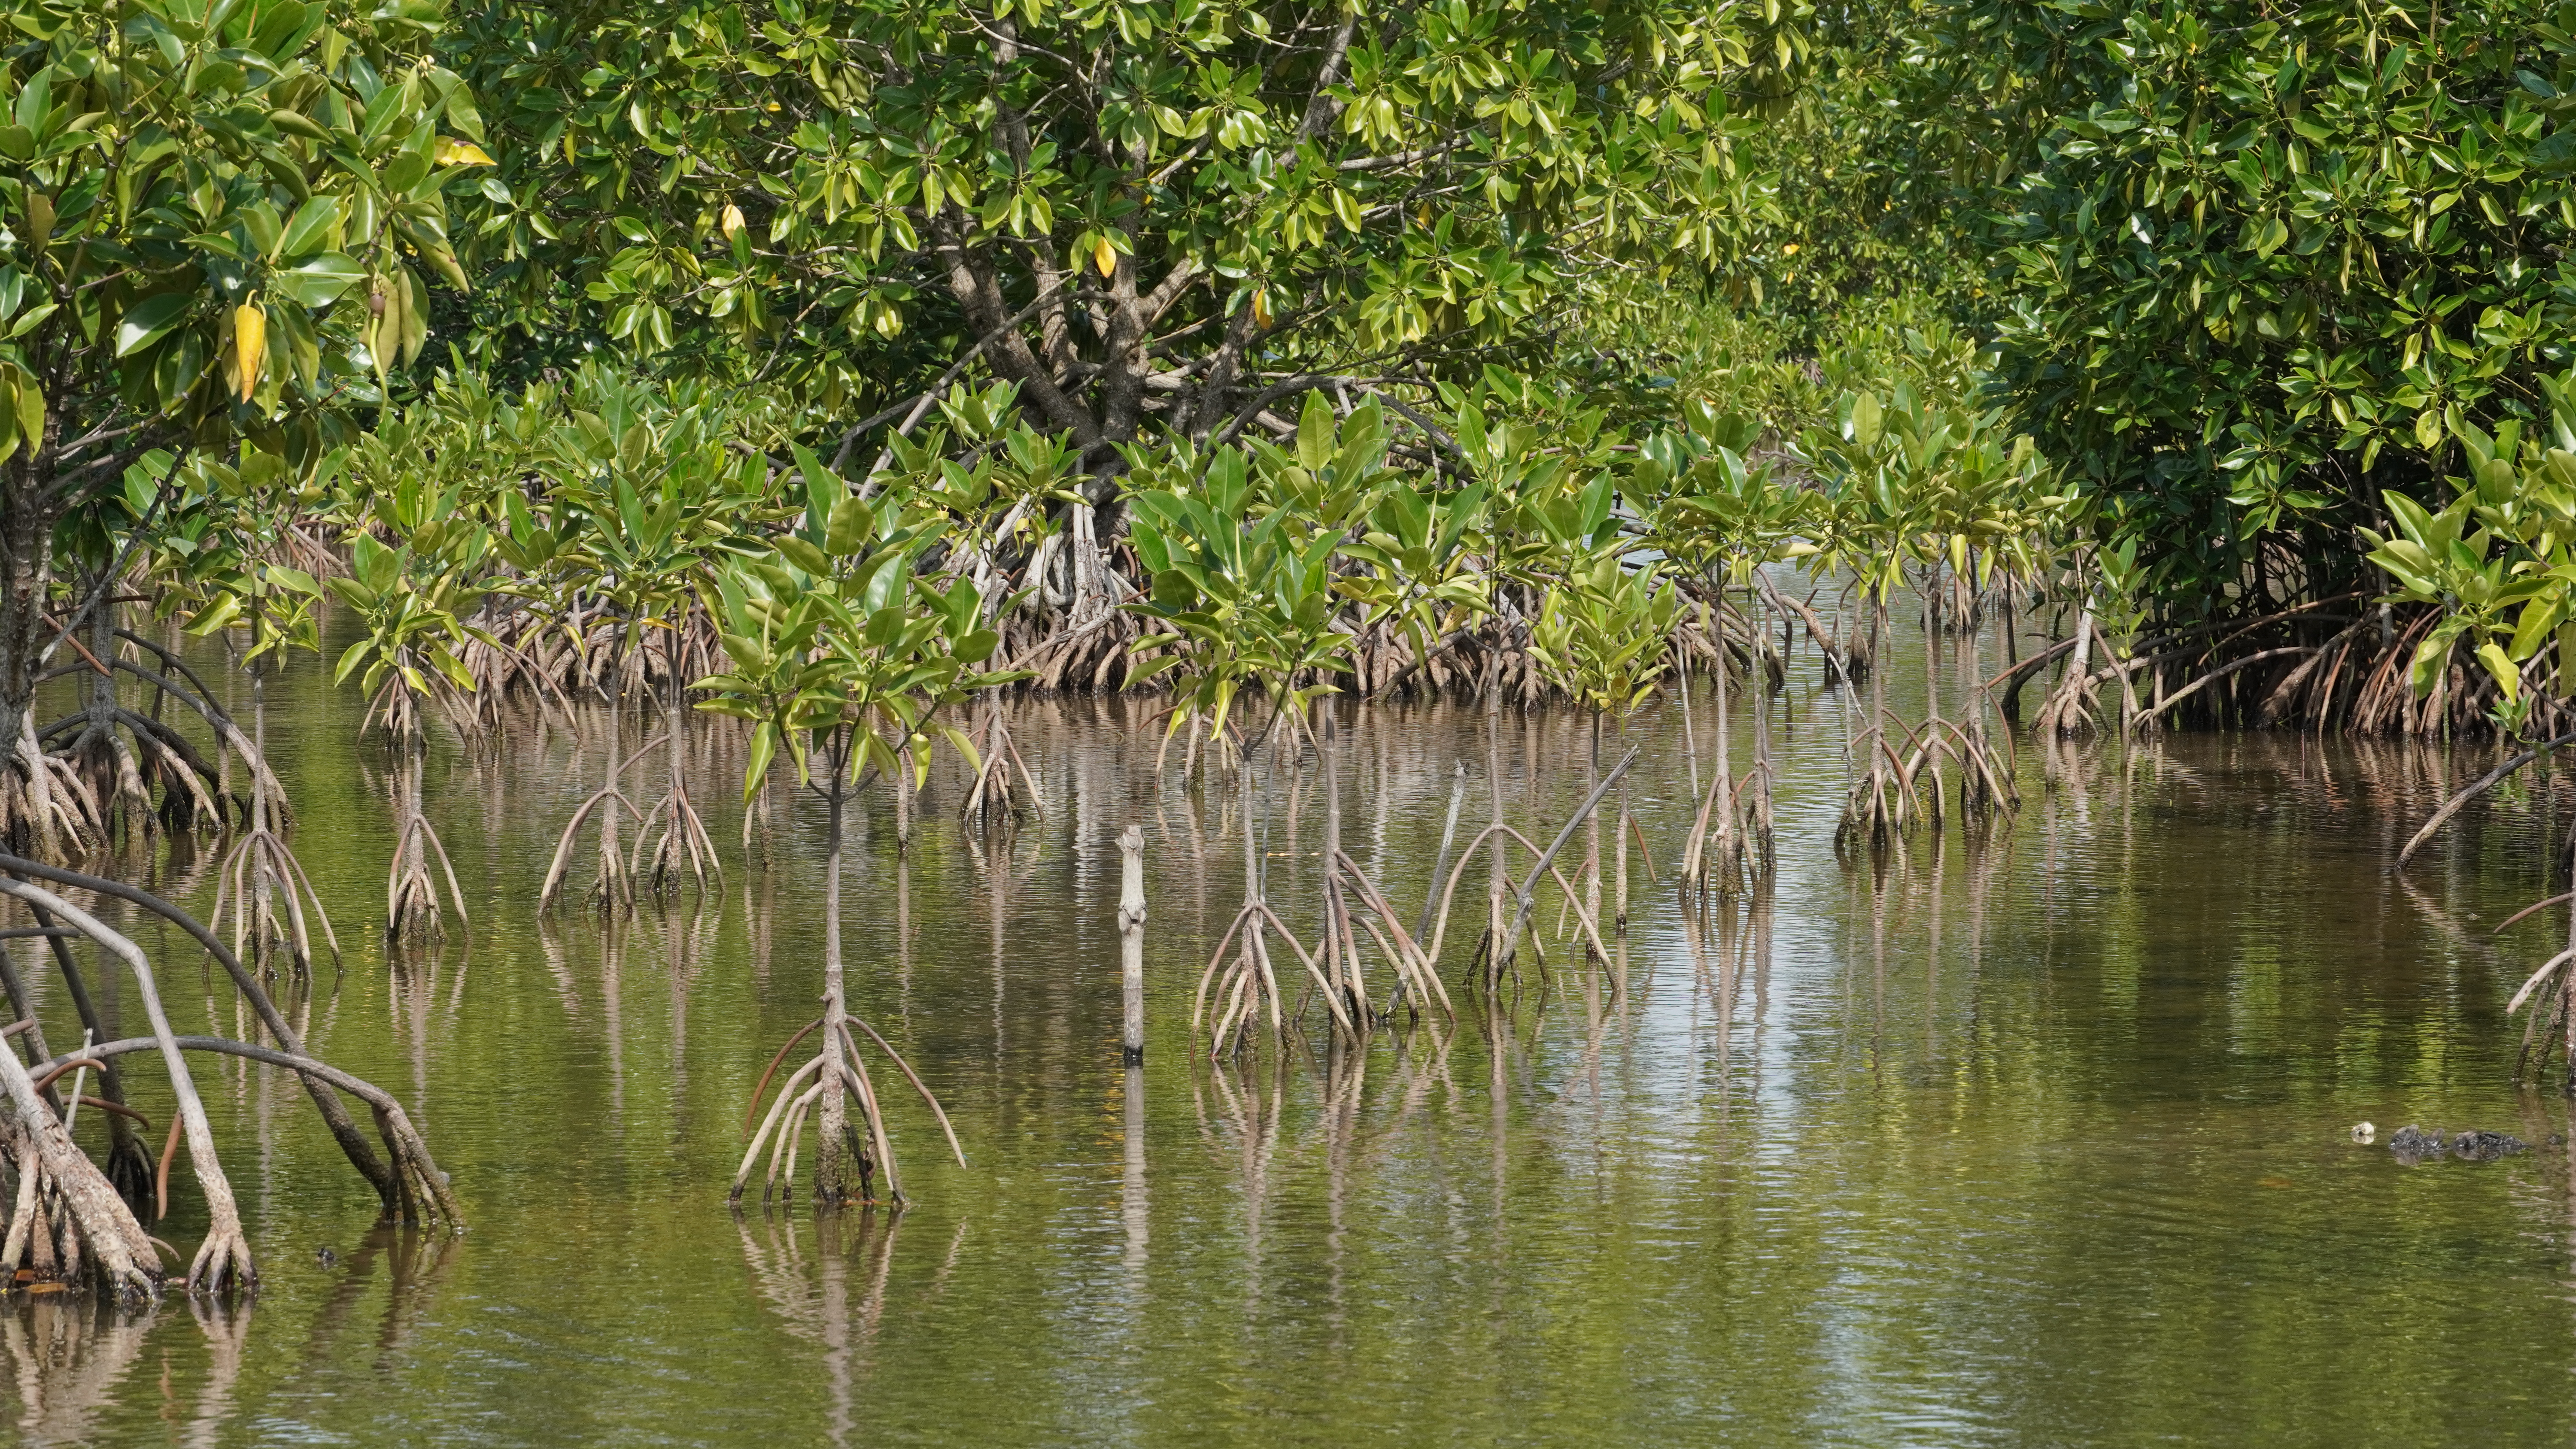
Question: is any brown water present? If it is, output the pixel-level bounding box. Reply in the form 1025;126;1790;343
2;638;2571;1446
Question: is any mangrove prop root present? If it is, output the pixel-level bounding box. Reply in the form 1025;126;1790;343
745;1018;826;1135
35;1035;463;1232
0;854;400;1216
0;880;253;1293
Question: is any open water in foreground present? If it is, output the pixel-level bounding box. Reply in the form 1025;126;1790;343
0;641;2570;1446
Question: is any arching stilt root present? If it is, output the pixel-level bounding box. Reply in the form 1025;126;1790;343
384;732;468;945
0;879;257;1293
0;856;411;1225
0;1040;158;1300
731;1014;963;1208
210;822;342;976
639;778;721;900
540;716;658;916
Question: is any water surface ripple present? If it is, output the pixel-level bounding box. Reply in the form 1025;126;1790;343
1;649;2567;1446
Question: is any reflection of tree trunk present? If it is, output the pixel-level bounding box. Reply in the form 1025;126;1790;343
179;1296;252;1449
2562;827;2576;1092
1121;1064;1147;1283
1320;704;1358;1025
666;628;685;830
1;1290;158;1441
1751;609;1774;860
1713;613;1734;875
1613;714;1630;937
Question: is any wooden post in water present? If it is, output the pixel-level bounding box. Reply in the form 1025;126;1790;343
1118;823;1146;1064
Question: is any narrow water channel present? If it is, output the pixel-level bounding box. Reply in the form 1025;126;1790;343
2;635;2567;1445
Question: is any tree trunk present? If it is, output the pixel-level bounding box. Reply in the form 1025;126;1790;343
815;741;855;1202
1118;823;1145;1064
1583;712;1602;954
1713;609;1734;873
0;458;62;857
1484;674;1506;990
599;673;623;900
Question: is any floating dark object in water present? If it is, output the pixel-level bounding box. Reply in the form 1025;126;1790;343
2387;1125;2528;1163
315;1246;337;1267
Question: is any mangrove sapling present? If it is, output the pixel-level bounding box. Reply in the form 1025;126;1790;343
1642;427;1806;889
1747;586;1780;868
106;628;292;826
325;524;493;944
1838;600;1925;854
701;500;1010;1203
522;410;778;913
1124;436;1371;1047
1889;563;2020;835
1680;607;1744;900
1479;676;1511;994
1795;387;2065;850
642;622;723;899
1528;552;1683;947
1477;747;1636;984
1319;708;1358;1024
539;698;649;915
1191;712;1346;1053
1312;718;1452;1025
1390;764;1470;1020
205;590;341;976
959;698;1042;829
726;731;969;1207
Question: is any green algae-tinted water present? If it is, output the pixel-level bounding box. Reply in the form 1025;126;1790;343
2;640;2570;1446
